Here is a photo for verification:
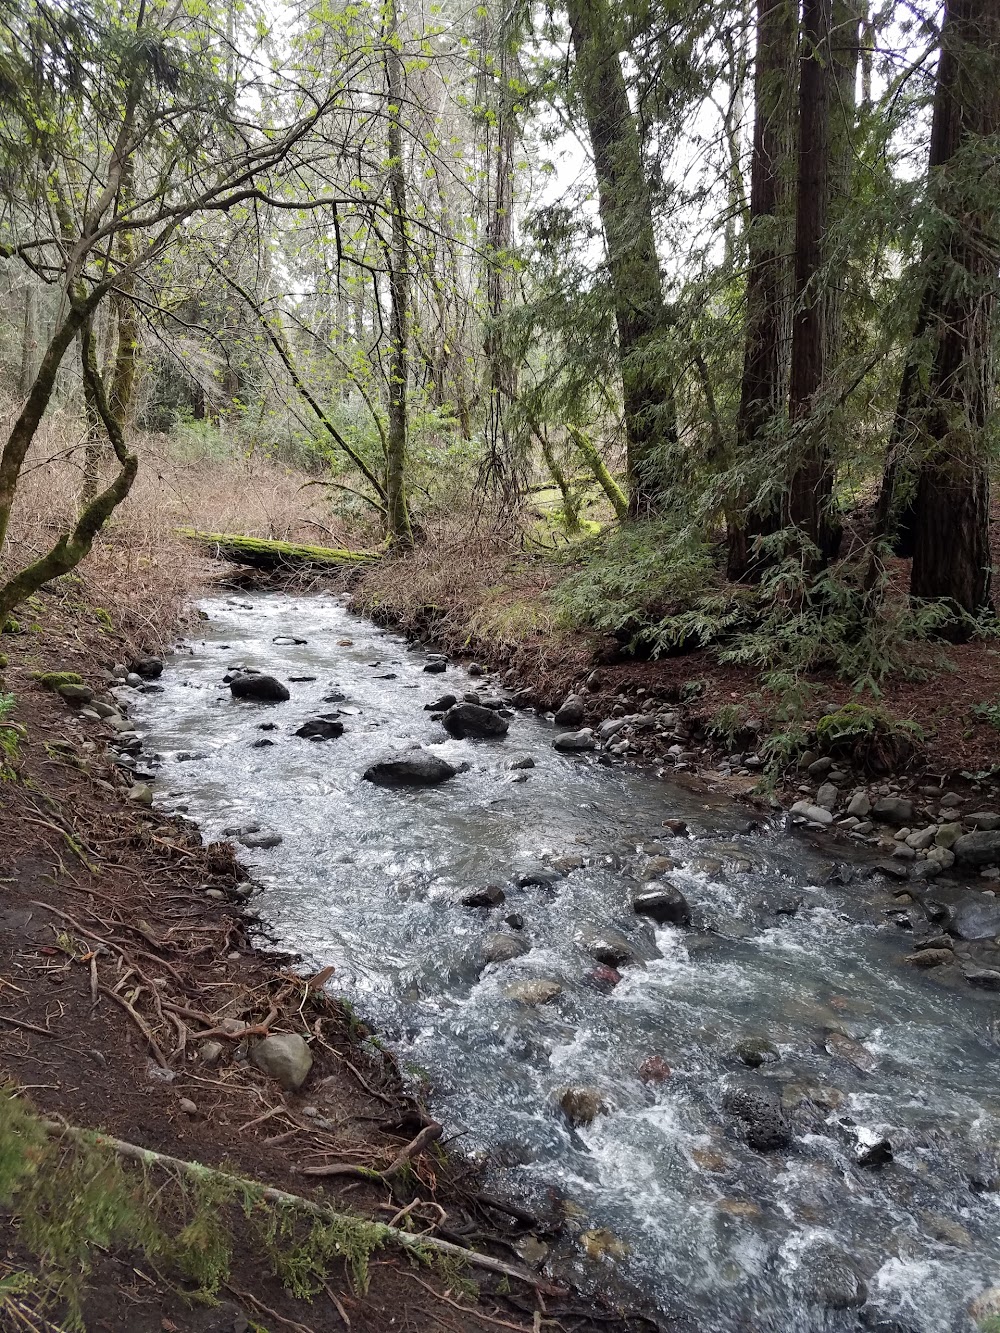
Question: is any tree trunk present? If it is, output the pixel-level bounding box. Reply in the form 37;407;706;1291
908;0;1000;622
565;0;676;518
18;285;36;400
727;0;798;580
783;0;841;563
384;0;413;549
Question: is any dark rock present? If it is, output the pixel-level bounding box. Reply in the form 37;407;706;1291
295;718;345;741
801;1245;868;1309
876;860;910;881
554;694;585;726
272;635;307;646
504;912;524;930
509;755;535;770
442;703;509;739
252;738;274;748
323;692;347;703
288;676;317;682
733;1037;779;1068
230;674;290;703
947;893;1000;939
423;660;447;674
871;796;914;826
461;884;505;908
58;683;93;703
425;694;457;711
467;662;484;676
130;656;164;679
554;728;596;752
363;754;458;787
965;811;1000;831
855;1136;893;1168
578;927;636;967
954;830;1000;866
633;883;691;926
240;831;282;849
722;1083;790;1151
585;964;622;992
517;866;564;889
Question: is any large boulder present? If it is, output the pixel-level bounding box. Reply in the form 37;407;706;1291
230;674;290;703
130;656;164;680
947;893;1000;940
633;883;691;926
953;830;1000;866
442;703;509;739
295;718;344;740
721;1082;790;1151
554;694;585;726
363;754;457;786
251;1033;312;1090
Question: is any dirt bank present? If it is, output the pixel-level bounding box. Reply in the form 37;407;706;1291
0;579;661;1333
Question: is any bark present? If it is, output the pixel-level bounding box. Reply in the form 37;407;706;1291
384;0;414;549
18;285;36;399
783;0;841;563
908;0;1000;622
565;0;676;518
727;0;798;580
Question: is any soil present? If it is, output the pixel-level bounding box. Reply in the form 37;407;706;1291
0;584;662;1333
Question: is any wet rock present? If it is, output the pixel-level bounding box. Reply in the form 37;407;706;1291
482;932;529;964
966;810;1000;831
964;967;1000;990
517;866;564;889
876;860;910;881
578;927;636;967
423;659;447;673
252;738;274;749
790;800;834;826
554;729;596;752
251;1033;312;1090
954;829;1000;866
505;979;561;1005
721;1082;790;1151
855;1135;893;1168
639;1055;672;1083
632;883;691;926
424;694;457;711
559;1086;606;1126
921;1212;971;1247
902;948;954;968
442;703;509;739
970;1287;1000;1320
126;672;144;686
580;1227;628;1261
504;912;524;930
509;755;535;770
947;893;1000;939
662;817;688;835
585;964;622;992
363;754;458;786
295;718;344;741
801;1245;868;1309
554;694;585;726
825;1032;876;1073
872;796;914;826
240;831;282;849
131;656;164;679
461;884;505;908
733;1037;779;1068
230;674;290;703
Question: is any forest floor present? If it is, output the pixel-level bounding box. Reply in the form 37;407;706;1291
0;574;662;1333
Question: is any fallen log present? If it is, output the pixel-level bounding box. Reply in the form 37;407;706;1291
179;529;382;572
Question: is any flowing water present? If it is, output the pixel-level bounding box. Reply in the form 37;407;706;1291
131;592;1000;1333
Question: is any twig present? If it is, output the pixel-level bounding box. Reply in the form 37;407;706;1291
0;1013;56;1039
401;1272;538;1332
98;985;170;1070
382;1121;442;1180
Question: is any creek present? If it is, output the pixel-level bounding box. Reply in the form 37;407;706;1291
132;592;1000;1333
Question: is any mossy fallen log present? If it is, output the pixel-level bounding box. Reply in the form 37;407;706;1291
179;529;382;572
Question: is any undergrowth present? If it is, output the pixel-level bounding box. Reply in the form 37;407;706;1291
0;1090;412;1330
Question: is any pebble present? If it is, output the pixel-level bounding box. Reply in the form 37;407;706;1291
178;1097;198;1116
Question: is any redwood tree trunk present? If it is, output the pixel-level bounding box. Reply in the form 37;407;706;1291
565;0;676;518
784;0;840;562
727;0;798;580
909;0;1000;621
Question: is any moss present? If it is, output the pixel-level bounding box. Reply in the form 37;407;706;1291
34;671;84;690
2;617;20;634
179;529;382;572
93;607;114;629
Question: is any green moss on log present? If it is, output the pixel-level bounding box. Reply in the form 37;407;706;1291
179;530;382;572
35;671;83;690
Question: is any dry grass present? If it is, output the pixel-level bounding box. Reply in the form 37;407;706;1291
0;399;352;652
355;515;592;685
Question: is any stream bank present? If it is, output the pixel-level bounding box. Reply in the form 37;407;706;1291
0;585;655;1333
